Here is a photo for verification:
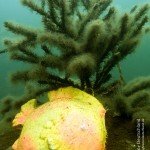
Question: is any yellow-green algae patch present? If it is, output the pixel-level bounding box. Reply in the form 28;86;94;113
12;87;107;150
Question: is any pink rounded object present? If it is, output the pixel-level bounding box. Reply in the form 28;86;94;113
12;87;107;150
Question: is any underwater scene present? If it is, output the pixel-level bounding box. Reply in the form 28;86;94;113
0;0;150;149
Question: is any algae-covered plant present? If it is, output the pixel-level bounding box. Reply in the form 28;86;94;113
113;76;150;134
3;0;150;95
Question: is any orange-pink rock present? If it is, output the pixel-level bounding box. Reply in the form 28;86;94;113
12;87;107;150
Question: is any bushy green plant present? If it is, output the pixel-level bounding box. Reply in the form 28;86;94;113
113;76;150;134
3;0;149;96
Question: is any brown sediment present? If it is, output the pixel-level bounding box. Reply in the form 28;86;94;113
0;129;20;150
106;110;150;150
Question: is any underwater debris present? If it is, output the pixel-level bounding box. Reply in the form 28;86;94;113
113;76;150;134
3;0;149;95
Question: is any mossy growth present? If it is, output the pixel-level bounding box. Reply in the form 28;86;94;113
3;0;150;97
113;76;150;134
0;96;19;133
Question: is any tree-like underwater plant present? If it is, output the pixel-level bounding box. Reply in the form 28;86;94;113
3;0;149;96
113;76;150;134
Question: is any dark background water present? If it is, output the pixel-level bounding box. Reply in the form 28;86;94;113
0;0;150;99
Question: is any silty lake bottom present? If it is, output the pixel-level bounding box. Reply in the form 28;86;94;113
0;0;150;149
